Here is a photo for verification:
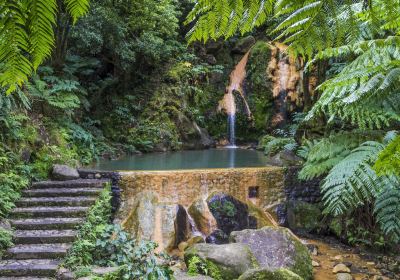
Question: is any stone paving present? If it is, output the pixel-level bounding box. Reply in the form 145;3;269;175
0;179;108;279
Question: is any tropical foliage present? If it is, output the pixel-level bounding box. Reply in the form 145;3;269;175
187;0;400;243
0;0;90;93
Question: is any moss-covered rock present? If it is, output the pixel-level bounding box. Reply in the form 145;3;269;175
184;243;259;280
246;41;274;133
238;268;304;280
230;227;313;280
287;201;323;233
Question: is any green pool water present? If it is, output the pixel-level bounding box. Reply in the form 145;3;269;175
92;148;269;171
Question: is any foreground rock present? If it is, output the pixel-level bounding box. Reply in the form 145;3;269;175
238;268;303;280
52;164;79;180
121;191;192;252
184;243;258;280
230;227;313;280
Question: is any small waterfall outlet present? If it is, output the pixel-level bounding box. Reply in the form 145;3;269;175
219;51;252;147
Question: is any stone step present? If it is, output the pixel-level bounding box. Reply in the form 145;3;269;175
10;217;84;230
10;206;89;219
31;179;108;189
14;230;76;244
0;259;60;277
16;196;97;207
6;243;72;259
22;188;102;198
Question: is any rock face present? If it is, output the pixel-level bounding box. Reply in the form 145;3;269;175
52;165;79;181
287;201;323;233
230;227;313;280
188;198;218;236
232;36;256;54
176;114;215;150
238;268;303;280
121;191;192;252
184;243;259;280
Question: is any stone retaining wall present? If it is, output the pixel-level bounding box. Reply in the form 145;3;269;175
116;167;285;220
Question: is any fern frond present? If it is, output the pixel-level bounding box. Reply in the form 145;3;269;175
321;140;384;216
374;177;400;241
0;0;90;93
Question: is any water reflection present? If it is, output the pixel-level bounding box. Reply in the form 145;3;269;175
92;148;268;171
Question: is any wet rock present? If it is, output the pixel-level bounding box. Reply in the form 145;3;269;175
333;264;351;273
178;242;189;252
306;244;318;256
206;229;229;244
336;273;353;280
230;227;313;280
188;198;217;236
173;269;214;280
312;260;320;267
187;235;205;247
184;243;258;280
207;193;257;239
232;36;256;54
121;191;192;252
287;201;323;233
238;268;303;280
52;164;79;181
177;114;215;150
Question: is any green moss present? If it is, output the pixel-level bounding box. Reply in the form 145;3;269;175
187;255;223;280
292;236;313;280
246;41;274;134
287;201;323;233
238;268;304;280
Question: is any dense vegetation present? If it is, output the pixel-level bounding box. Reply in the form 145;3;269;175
187;0;400;246
0;0;399;277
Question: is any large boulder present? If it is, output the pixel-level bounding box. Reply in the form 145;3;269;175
184;243;259;280
205;193;276;244
176;113;215;150
287;201;323;233
230;227;313;280
52;164;79;180
121;191;192;252
238;268;303;280
188;198;218;236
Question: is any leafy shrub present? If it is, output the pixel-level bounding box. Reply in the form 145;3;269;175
0;228;13;258
258;135;296;156
64;185;173;280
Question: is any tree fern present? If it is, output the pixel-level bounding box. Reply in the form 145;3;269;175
374;176;400;242
298;131;382;180
318;132;400;241
0;0;90;93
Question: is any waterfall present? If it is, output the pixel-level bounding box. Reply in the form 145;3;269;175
228;114;236;147
219;51;252;147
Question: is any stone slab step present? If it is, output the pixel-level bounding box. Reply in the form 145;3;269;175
16;196;97;207
0;259;60;277
14;230;77;244
32;179;108;189
22;188;102;198
10;206;89;218
7;243;72;259
10;217;84;230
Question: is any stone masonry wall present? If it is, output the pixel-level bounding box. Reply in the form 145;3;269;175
117;167;285;221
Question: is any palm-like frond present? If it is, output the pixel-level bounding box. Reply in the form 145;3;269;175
0;0;90;93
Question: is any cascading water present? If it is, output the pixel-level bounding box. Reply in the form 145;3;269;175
227;114;236;147
219;51;252;147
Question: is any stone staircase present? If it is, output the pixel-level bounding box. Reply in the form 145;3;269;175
0;179;109;279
